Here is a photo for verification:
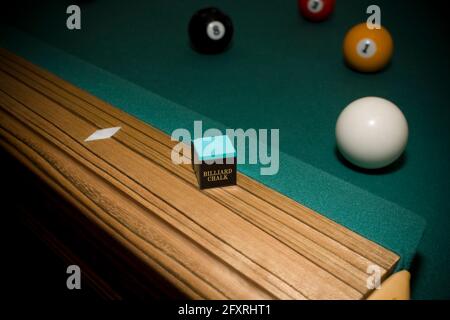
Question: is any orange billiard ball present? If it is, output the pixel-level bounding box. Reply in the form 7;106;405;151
343;23;394;73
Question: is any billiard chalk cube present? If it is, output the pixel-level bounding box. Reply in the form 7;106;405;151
191;135;237;190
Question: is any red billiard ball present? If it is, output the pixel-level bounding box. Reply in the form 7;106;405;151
298;0;336;22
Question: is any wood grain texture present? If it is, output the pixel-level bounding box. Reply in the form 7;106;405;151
0;48;399;299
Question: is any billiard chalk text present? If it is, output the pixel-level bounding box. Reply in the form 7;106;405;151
203;168;233;182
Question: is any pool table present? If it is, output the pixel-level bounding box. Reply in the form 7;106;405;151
1;0;449;299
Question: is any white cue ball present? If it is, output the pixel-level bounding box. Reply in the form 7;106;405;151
336;97;409;169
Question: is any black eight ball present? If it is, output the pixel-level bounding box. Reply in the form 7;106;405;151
188;7;234;54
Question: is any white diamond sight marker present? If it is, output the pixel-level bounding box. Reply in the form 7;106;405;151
85;127;121;142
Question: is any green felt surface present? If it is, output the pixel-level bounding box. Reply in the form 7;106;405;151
1;0;449;299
